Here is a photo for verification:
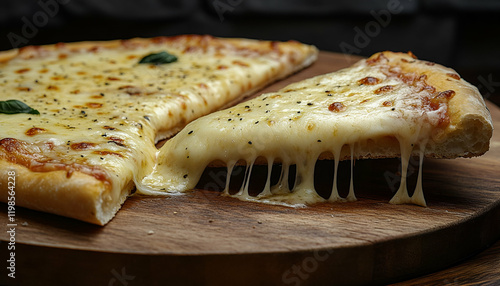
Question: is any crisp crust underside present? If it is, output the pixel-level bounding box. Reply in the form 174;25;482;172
0;36;318;225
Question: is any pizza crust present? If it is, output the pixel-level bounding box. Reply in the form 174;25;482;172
0;160;132;225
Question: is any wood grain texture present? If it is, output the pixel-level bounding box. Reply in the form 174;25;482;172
1;52;499;286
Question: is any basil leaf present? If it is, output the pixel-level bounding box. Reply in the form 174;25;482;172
0;100;40;115
139;51;177;65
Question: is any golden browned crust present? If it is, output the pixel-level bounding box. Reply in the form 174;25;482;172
375;51;493;158
0;160;132;225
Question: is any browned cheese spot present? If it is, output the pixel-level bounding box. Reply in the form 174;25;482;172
25;127;47;136
71;142;97;150
357;76;381;85
374;85;394;94
86;102;103;108
328;102;346;112
93;150;123;157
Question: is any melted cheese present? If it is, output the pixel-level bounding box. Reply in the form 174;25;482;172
0;37;315;217
139;54;447;207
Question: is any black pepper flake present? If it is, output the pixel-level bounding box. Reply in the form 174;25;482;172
188;130;193;134
255;121;259;124
144;115;150;121
317;140;322;142
244;105;250;109
248;141;252;145
391;108;395;111
307;103;313;106
228;118;232;121
327;94;332;97
325;90;330;93
183;174;188;178
297;101;301;104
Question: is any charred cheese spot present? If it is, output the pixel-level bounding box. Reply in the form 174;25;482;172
93;150;124;157
108;137;126;147
118;85;142;96
71;142;97;150
446;73;460;80
374;85;394;94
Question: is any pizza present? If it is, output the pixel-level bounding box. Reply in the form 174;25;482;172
0;35;318;225
138;51;493;207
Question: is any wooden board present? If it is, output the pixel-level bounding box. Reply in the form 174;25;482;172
1;52;500;286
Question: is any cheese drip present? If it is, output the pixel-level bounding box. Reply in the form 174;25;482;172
138;57;445;207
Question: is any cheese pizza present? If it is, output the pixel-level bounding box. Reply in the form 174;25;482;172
0;35;318;225
139;51;493;207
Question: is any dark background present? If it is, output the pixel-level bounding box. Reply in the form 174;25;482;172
1;0;499;106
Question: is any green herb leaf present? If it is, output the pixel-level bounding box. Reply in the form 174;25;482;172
139;51;177;65
0;100;40;115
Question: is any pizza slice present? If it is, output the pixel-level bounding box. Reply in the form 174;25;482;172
0;35;318;225
139;51;493;207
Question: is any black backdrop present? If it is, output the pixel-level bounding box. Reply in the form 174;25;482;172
1;0;499;105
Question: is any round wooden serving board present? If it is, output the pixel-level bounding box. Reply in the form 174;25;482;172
1;52;500;286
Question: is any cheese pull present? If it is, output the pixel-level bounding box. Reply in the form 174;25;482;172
137;51;492;207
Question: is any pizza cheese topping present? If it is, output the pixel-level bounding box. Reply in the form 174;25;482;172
138;52;462;207
0;36;317;224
